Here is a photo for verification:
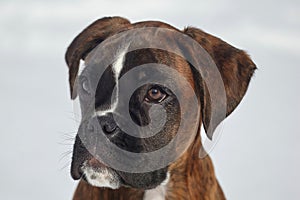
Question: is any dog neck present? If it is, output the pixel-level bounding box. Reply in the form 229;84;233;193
163;128;225;200
171;158;225;200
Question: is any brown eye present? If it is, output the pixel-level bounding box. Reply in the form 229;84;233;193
145;87;167;103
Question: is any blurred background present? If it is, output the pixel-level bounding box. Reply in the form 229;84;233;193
0;0;299;199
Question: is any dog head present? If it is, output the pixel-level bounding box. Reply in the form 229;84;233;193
65;17;256;190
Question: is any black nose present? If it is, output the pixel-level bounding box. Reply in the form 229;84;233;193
97;113;118;134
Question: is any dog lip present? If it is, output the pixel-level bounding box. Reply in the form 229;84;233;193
80;159;122;189
71;157;107;180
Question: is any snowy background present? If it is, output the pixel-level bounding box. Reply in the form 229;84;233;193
0;0;299;199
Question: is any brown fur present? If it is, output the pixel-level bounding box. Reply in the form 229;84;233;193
65;17;256;200
73;180;144;200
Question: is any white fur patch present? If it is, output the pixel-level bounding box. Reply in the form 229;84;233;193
143;172;170;200
78;59;86;76
95;46;128;117
81;162;120;189
112;49;127;79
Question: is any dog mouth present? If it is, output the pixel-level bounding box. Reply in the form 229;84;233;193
73;156;169;190
79;158;122;189
70;135;123;189
70;122;170;189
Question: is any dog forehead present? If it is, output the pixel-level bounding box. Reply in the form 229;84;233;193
81;30;196;96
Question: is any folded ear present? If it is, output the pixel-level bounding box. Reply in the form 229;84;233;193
183;27;257;139
65;17;131;99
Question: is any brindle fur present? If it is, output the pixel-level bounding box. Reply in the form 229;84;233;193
65;16;256;200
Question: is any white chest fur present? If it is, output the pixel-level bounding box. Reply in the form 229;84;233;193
143;184;167;200
143;172;169;200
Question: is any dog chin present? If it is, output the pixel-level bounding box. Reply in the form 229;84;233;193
81;164;121;189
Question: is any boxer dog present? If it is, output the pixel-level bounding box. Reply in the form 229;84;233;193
65;17;256;200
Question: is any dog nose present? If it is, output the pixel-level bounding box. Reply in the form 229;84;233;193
97;113;118;134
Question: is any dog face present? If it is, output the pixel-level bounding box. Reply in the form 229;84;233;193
65;17;256;190
71;49;187;189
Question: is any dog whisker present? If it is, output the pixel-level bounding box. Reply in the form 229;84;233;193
58;142;74;146
66;110;81;116
67;116;81;123
59;131;76;140
60;135;76;141
60;161;72;171
59;150;73;162
59;130;77;134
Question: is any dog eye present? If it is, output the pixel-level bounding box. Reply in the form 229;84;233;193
145;87;167;103
80;77;90;94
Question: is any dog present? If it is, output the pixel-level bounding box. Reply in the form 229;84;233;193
65;17;256;200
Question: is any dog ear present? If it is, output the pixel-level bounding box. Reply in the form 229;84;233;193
183;27;256;139
65;17;131;99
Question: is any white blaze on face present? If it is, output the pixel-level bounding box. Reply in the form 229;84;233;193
95;46;128;117
76;49;128;189
78;59;86;76
112;49;127;79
